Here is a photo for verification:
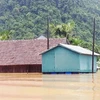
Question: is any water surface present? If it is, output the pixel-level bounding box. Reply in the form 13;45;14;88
0;71;100;100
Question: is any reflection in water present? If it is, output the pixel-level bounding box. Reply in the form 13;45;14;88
0;71;100;100
92;74;95;100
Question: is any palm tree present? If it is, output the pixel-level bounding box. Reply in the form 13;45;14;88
0;30;12;40
55;21;75;44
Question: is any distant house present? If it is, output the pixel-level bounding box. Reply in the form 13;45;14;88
37;35;47;39
41;43;99;73
0;38;65;73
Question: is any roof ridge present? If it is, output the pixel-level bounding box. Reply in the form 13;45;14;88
0;38;66;42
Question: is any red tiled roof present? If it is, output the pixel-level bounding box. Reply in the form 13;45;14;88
0;38;66;65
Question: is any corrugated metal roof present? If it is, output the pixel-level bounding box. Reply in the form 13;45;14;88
59;43;99;56
41;43;99;56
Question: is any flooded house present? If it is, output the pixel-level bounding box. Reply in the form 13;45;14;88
42;43;99;73
0;38;65;73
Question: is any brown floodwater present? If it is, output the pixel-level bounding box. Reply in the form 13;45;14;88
0;71;100;100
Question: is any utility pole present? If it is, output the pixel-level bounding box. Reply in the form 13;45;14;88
47;16;50;49
92;18;95;73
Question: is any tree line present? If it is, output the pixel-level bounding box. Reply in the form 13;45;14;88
0;0;100;53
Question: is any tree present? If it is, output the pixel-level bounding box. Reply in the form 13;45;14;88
0;30;12;40
50;21;75;44
0;0;100;45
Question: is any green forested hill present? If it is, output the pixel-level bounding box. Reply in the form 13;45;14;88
0;0;100;44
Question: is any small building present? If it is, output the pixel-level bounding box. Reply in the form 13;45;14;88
0;38;65;73
37;35;47;39
42;43;99;73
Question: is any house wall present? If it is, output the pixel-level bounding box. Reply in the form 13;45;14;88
80;55;97;72
55;46;80;72
42;46;98;73
42;50;55;72
0;64;41;73
42;46;80;73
